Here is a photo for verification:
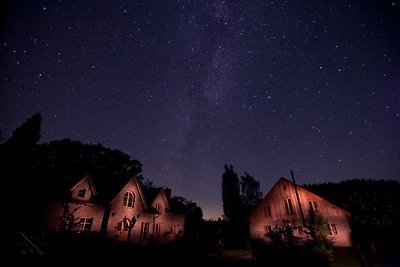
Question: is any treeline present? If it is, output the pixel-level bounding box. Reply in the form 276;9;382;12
304;180;400;249
220;164;262;247
0;113;202;246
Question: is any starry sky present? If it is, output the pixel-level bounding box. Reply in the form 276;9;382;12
1;0;399;219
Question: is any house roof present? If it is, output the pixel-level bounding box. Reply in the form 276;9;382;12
109;176;148;210
70;174;98;195
142;187;171;212
60;174;178;213
143;187;160;207
151;188;171;210
249;176;351;219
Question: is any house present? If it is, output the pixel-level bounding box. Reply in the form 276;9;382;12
248;177;352;247
106;176;185;244
42;175;185;244
42;175;105;233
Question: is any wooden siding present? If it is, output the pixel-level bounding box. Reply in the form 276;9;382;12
249;177;352;247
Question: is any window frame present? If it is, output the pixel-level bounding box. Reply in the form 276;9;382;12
284;198;294;215
77;188;86;198
78;217;93;232
123;192;135;208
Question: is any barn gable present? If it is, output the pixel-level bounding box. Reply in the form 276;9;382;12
249;177;352;247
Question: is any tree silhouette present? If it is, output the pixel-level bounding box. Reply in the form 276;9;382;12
1;112;42;185
29;138;142;204
305;179;400;265
221;164;242;222
303;208;334;266
0;113;42;254
240;172;262;217
170;196;203;239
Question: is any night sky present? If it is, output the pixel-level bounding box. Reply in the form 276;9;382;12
1;0;399;219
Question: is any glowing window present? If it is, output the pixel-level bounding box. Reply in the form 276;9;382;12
78;217;93;232
155;204;162;213
284;199;294;215
309;201;318;212
154;223;160;237
140;222;150;240
328;224;338;235
117;218;131;231
78;188;86;198
123;192;135;208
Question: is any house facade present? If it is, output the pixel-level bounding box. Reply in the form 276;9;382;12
248;177;352;247
106;177;184;244
42;175;105;233
42;175;185;244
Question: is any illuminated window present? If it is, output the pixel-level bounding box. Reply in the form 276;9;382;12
154;223;160;237
170;225;177;235
78;217;93;232
78;188;86;198
155;204;161;214
284;199;294;215
117;221;122;231
117;218;131;231
309;201;318;212
264;206;271;217
123;192;135;208
140;222;150;240
328;224;338;235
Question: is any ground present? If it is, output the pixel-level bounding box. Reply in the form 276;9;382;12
12;232;369;266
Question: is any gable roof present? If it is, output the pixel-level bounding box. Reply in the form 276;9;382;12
70;174;98;195
143;187;160;207
109;176;148;210
150;188;171;210
250;176;350;219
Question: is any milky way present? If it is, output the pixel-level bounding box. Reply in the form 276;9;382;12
1;0;399;218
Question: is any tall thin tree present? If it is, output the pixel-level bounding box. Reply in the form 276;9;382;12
221;164;242;222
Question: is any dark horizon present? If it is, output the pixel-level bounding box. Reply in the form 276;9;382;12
1;0;399;219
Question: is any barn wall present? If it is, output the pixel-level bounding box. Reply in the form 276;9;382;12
249;178;352;247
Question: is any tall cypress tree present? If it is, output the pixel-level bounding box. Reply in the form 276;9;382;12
221;164;242;222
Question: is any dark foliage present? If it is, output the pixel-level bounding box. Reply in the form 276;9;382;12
304;179;400;241
251;209;334;267
305;179;400;265
221;164;242;222
1;113;144;234
303;208;334;266
240;172;262;217
221;165;249;248
0;113;42;253
169;196;203;239
0;112;42;187
221;165;263;248
30;138;142;202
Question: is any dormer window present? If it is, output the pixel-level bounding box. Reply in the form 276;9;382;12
78;188;86;198
123;192;135;208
